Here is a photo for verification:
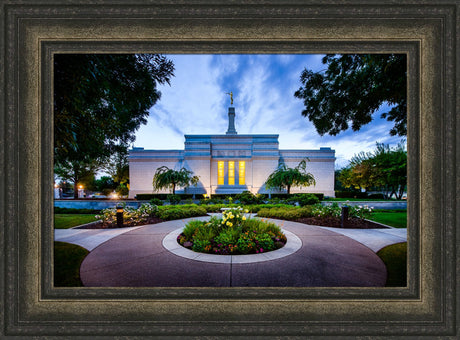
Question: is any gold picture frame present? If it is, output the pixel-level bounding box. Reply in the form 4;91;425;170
1;1;458;337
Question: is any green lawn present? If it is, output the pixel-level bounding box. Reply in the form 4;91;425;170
377;242;407;287
54;241;89;287
368;210;407;228
54;214;98;229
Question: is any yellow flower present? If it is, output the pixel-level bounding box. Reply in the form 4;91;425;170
244;209;249;213
242;216;246;220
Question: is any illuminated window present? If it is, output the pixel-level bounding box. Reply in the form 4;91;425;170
239;161;245;185
218;161;224;185
228;161;235;185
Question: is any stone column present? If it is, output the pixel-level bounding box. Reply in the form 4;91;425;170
226;107;237;135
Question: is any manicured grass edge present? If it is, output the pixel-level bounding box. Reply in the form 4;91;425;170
54;241;89;287
376;242;407;287
54;214;99;229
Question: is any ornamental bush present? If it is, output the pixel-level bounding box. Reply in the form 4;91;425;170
95;203;158;226
178;207;286;255
157;204;207;220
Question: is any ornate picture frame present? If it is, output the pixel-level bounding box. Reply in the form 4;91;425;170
1;1;458;337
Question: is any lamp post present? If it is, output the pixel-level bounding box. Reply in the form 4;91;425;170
116;205;124;228
78;184;84;198
54;183;60;199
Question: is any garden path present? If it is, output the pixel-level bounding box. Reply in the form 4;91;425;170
74;218;406;287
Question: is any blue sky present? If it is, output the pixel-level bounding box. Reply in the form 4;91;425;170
133;54;403;169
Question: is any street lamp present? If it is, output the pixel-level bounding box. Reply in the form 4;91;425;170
116;205;124;228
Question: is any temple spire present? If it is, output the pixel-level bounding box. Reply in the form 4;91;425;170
225;91;237;135
226;106;237;135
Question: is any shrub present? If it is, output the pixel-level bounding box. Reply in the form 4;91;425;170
182;220;204;239
200;204;224;213
214;231;237;248
96;203;158;226
335;191;368;199
135;194;169;200
115;184;129;196
256;206;313;220
157;205;207;220
254;233;275;252
235;191;263;205
199;198;224;205
287;193;320;206
349;204;374;219
54;207;101;214
192;238;211;253
167;194;181;205
367;193;386;199
149;198;164;206
221;207;248;228
236;232;256;254
179;206;286;255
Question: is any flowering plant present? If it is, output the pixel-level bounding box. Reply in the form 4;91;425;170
221;207;248;227
178;207;285;255
95;203;158;226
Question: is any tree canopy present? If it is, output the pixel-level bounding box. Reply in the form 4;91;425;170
294;54;406;136
54;54;174;197
152;166;200;195
339;141;407;199
265;160;316;195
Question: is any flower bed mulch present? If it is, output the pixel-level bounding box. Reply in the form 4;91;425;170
74;216;164;229
296;217;389;229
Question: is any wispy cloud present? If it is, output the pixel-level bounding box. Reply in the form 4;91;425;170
133;54;403;168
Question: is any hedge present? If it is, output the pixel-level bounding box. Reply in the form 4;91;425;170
135;193;196;200
335;191;368;199
157;205;207;220
257;206;314;220
54;207;101;214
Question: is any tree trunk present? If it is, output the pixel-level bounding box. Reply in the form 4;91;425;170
172;183;176;195
287;185;291;195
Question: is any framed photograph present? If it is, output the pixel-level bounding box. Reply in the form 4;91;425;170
1;1;458;338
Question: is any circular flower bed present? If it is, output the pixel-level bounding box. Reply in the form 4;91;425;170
177;207;287;255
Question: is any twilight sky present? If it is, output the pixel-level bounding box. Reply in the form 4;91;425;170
133;54;404;169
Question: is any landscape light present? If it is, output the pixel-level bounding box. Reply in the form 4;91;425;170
116;205;123;228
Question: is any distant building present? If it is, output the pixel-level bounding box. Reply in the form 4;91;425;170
129;106;335;198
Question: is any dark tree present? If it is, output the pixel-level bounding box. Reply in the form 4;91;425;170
294;54;406;136
54;54;174;198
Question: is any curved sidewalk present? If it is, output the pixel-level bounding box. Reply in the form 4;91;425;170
75;218;405;287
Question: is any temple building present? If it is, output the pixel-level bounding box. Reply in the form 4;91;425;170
128;104;335;198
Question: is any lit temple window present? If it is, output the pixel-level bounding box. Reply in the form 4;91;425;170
218;161;224;185
239;161;245;185
228;161;235;185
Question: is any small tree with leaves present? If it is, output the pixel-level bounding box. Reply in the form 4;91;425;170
265;160;316;195
152;166;200;195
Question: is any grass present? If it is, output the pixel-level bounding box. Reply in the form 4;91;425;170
54;214;98;229
368;210;407;228
376;242;407;287
54;241;89;287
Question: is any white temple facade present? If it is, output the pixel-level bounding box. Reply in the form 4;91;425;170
128;106;335;198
